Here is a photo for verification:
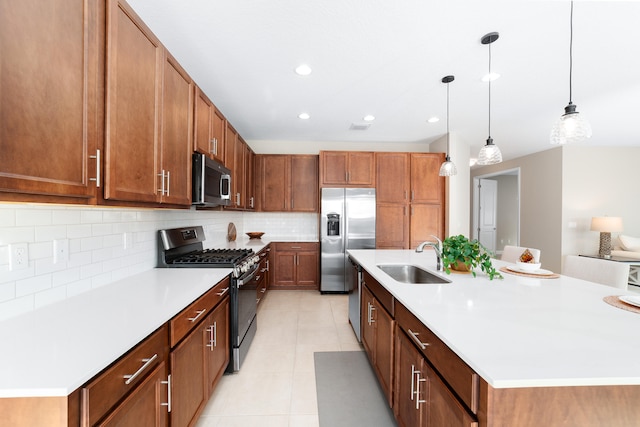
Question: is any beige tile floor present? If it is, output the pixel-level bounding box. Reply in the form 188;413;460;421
195;290;363;427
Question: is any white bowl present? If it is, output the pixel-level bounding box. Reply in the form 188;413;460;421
516;261;541;272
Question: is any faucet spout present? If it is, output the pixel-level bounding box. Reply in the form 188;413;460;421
415;235;444;271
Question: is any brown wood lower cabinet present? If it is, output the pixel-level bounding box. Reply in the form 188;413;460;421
272;242;319;290
361;281;394;407
170;278;230;427
98;361;169;427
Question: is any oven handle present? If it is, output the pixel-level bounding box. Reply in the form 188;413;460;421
236;262;259;287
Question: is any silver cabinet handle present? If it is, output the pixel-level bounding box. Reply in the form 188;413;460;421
411;190;415;201
266;260;269;271
414;367;427;409
216;287;229;296
161;374;171;412
255;275;261;281
407;329;429;350
410;365;417;401
124;353;158;385
89;149;100;187
367;302;376;325
188;309;206;323
291;246;301;249
166;170;170;196
236;192;240;206
250;196;254;208
206;321;217;350
158;170;166;195
261;287;266;293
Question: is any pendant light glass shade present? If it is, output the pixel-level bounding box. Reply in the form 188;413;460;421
477;32;502;166
550;1;591;144
478;137;502;165
439;75;457;176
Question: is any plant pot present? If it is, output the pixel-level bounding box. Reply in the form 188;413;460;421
449;261;471;274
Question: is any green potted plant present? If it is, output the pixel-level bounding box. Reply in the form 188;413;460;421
440;234;502;280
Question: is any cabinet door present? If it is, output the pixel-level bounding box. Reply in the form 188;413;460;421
224;124;239;207
361;285;375;362
296;251;319;288
410;153;445;204
347;152;374;186
291;155;319;212
376;204;409;249
260;155;289;211
246;148;255;209
321;152;348;185
410;204;443;248
104;0;163;203
193;87;214;158
170;322;207;427
211;108;226;163
428;368;478;427
273;251;296;287
205;299;230;396
374;302;394;407
98;362;169;427
160;52;192;206
394;329;427;427
235;138;247;208
376;153;410;203
0;0;100;201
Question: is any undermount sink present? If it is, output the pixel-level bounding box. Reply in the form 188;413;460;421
377;264;451;284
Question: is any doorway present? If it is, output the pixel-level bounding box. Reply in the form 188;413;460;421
472;168;520;256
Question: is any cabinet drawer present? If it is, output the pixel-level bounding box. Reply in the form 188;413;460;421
395;301;479;414
81;324;168;426
170;276;230;348
362;270;394;316
274;242;318;251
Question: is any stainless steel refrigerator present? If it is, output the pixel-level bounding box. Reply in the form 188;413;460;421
321;188;375;338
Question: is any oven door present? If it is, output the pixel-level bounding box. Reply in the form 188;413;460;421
235;263;259;346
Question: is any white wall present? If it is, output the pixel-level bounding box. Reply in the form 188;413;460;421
247;139;434;154
472;148;563;272
495;174;519;250
0;203;316;320
561;146;640;258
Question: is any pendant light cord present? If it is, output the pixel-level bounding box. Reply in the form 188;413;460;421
488;42;492;138
446;80;450;155
569;0;574;104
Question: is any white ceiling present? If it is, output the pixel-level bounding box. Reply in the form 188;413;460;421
126;0;640;162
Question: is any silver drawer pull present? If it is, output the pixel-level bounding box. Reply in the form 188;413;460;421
261;288;266;293
255;275;261;281
188;309;206;322
124;353;158;385
407;329;429;350
216;287;229;296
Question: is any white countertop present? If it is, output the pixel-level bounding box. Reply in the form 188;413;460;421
0;268;231;398
348;249;640;389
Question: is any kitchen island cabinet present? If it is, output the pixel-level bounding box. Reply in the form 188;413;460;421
0;0;102;204
349;249;640;427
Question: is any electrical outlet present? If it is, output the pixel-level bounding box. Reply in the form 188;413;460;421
53;239;69;263
9;243;29;271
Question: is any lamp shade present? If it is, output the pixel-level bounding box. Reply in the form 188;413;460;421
590;217;623;232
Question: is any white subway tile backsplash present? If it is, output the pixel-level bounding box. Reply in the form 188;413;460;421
0;203;317;320
16;274;51;297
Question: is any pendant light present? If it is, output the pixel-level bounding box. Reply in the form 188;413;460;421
477;32;502;166
439;75;457;176
550;1;592;144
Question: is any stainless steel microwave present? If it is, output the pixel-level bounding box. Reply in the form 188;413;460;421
192;153;231;207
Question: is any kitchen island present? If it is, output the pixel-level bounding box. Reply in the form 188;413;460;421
348;249;640;426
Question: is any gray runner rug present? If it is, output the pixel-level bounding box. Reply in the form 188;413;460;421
314;351;397;427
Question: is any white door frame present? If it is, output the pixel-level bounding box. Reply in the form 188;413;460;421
472;168;521;253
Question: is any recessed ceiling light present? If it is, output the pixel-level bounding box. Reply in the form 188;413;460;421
295;64;312;76
363;115;375;122
482;72;500;82
427;117;440;123
298;113;310;120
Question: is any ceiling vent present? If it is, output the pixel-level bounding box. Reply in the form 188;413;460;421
349;123;371;131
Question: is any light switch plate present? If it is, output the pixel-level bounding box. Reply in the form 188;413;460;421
53;239;69;263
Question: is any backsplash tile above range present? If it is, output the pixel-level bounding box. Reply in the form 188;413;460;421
0;203;317;320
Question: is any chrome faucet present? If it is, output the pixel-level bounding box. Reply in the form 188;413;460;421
416;235;443;271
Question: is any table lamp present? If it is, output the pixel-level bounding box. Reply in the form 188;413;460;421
590;217;623;258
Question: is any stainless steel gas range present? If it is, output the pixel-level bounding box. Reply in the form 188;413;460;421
158;226;259;373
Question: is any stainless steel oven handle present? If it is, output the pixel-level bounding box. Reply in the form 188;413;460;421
237;263;259;287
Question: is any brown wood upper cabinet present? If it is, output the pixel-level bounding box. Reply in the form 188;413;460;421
194;86;226;164
320;151;374;187
376;152;445;249
103;0;193;206
0;0;102;204
257;155;319;212
224;127;255;210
